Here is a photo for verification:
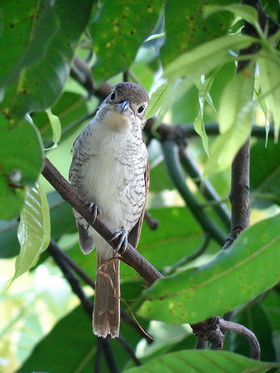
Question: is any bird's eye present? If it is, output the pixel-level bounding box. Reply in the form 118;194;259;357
138;105;145;114
110;92;116;101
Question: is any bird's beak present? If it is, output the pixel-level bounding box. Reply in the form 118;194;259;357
117;101;129;113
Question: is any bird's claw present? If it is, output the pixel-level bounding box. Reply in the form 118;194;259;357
88;202;101;223
110;229;128;253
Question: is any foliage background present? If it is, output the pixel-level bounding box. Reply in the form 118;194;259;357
0;0;279;372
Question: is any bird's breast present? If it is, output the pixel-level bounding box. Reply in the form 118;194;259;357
75;128;147;230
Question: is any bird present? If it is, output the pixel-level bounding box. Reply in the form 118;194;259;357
69;82;149;338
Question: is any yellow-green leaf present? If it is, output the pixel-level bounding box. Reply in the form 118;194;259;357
45;109;61;148
205;65;254;175
13;181;50;281
258;55;280;140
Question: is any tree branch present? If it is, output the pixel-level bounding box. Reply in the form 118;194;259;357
223;0;279;249
191;316;261;360
219;318;261;360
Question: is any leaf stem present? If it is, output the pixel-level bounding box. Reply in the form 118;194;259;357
179;147;231;230
162;140;227;246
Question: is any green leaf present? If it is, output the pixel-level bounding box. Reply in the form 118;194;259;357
193;76;216;156
146;80;171;119
0;115;43;219
171;85;199;124
149;160;174;192
204;4;259;30
0;220;20;258
258;54;280;140
13;181;50;281
205;65;255;175
45;109;61;147
209;62;236;110
0;175;26;220
149;78;196;124
161;0;235;65
124;350;279;373
233;302;276;361
0;0;59;89
263;289;280;331
33;91;89;144
138;214;280;324
122;207;219;280
0;191;76;260
250;139;280;208
219;66;255;134
91;0;163;82
20;305;96;373
1;0;95;119
48;191;77;240
194;111;209;156
164;34;254;82
20;303;147;373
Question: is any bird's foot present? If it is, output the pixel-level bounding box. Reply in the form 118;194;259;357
110;229;128;253
88;202;101;223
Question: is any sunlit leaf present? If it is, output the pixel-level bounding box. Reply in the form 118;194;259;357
149;78;195;123
219;66;255;134
204;4;259;30
164;34;254;82
45;109;61;148
138;214;280;324
205;65;255;175
258;54;280;140
146;80;171;119
124;350;279;373
13;181;50;281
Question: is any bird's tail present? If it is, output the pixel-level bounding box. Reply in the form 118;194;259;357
93;251;120;338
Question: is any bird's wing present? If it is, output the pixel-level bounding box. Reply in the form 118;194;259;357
128;161;150;249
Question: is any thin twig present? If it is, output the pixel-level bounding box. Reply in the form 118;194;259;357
145;119;275;142
163;235;211;276
117;336;142;366
48;240;93;317
219;318;261;360
101;338;120;373
144;211;159;230
57;246;96;289
195;338;208;349
123;71;130;82
95;338;103;373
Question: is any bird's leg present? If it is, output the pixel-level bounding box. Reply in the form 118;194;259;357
110;228;128;252
88;202;101;224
